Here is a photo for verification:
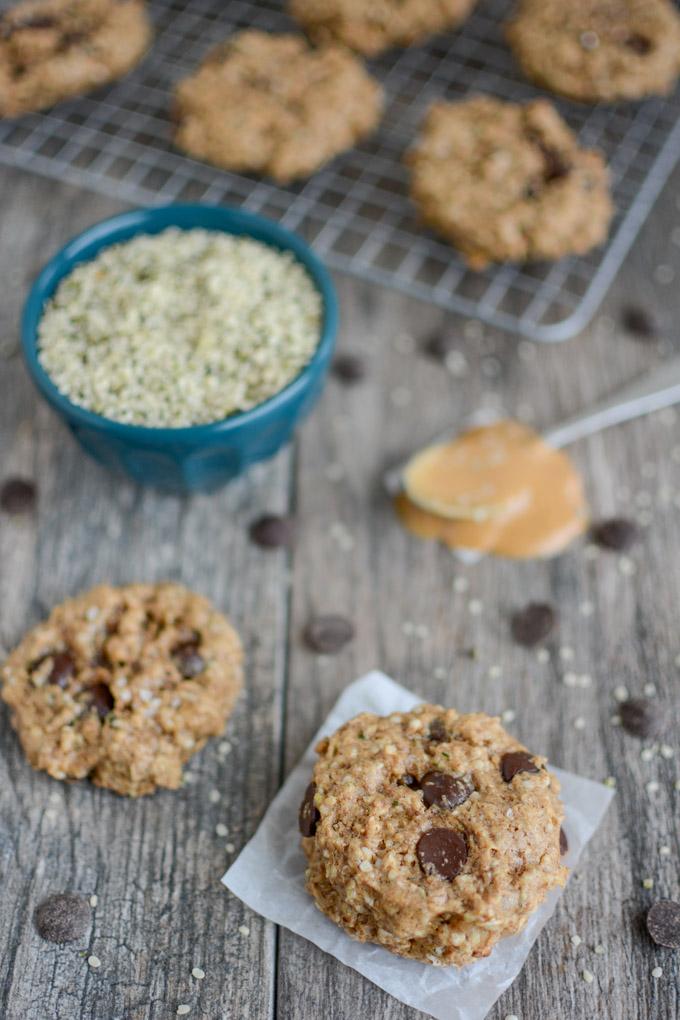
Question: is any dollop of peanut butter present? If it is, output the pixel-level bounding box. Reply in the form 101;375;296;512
396;420;588;559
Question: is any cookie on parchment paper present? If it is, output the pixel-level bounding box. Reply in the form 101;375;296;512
300;703;567;966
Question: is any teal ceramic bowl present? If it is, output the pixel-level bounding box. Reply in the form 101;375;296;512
21;204;338;493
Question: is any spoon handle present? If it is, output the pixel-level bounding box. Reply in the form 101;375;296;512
545;355;680;449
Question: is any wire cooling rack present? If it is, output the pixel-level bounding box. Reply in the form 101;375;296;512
1;0;679;341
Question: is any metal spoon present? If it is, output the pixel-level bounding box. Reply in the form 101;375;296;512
384;354;680;498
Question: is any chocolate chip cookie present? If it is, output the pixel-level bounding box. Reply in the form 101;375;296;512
300;704;567;965
0;0;152;118
407;96;613;269
289;0;477;57
173;30;384;184
507;0;680;102
1;583;243;796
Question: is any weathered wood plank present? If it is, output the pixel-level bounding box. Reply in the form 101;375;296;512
278;170;680;1019
1;157;680;1020
0;168;291;1020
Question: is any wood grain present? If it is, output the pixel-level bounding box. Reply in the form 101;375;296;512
1;160;679;1020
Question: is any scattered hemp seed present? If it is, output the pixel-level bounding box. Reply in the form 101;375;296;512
594;944;605;955
38;229;321;428
660;846;671;857
614;686;629;702
192;967;205;980
238;925;250;937
87;955;101;969
604;777;617;788
89;895;98;908
643;878;655;890
177;1006;191;1016
226;842;235;854
652;966;663;979
582;969;595;985
215;823;229;837
209;790;221;804
468;599;483;615
571;934;582;947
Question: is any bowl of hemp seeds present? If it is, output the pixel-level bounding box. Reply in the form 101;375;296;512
21;204;338;493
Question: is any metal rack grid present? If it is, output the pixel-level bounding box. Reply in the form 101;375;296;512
1;0;679;341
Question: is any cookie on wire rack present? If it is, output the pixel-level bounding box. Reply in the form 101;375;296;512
290;0;478;57
507;0;680;103
173;30;384;184
407;95;613;269
0;0;152;118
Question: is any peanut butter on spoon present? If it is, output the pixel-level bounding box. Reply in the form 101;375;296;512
396;419;588;559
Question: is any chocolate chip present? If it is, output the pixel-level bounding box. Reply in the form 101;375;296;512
541;145;571;183
621;305;658;339
422;332;457;362
47;651;75;688
428;718;449;743
421;771;473;810
559;826;568;856
0;477;36;514
591;517;638;551
332;353;365;385
303;615;354;654
501;751;540;782
34;893;90;943
299;782;320;837
173;641;205;679
1;14;56;39
249;514;294;549
510;602;556;647
646;900;680;949
87;682;114;720
626;33;652;55
399;773;420;789
416;827;468;880
619;697;664;739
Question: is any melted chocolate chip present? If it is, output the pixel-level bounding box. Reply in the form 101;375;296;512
47;651;75;688
399;773;421;789
173;641;205;679
87;682;114;720
1;14;56;39
591;517;638;551
416;828;468;880
646;900;680;949
303;615;354;654
501;751;540;783
299;782;320;837
421;771;473;810
0;477;36;515
621;305;658;339
541;144;571;183
619;697;664;739
332;353;365;385
34;893;90;943
626;33;652;56
510;602;556;647
559;826;568;856
249;514;294;549
428;718;448;743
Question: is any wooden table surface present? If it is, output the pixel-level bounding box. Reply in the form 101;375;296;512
1;160;680;1020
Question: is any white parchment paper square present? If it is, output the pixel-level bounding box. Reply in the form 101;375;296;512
223;671;614;1020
